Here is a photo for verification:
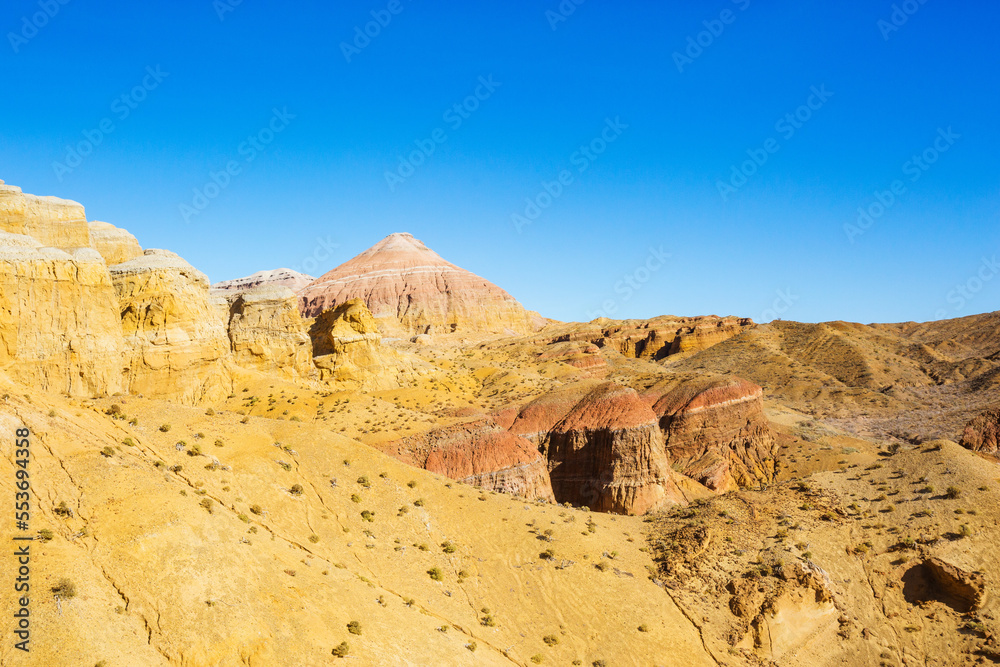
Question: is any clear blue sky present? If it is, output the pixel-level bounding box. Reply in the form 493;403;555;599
2;0;998;324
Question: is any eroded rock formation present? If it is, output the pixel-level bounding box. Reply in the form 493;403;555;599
88;221;143;265
0;182;90;248
650;375;777;491
508;381;605;447
541;315;754;361
298;232;541;336
222;286;314;378
110;249;233;403
308;299;398;389
383;417;555;501
0;232;123;396
961;408;1000;456
543;382;685;514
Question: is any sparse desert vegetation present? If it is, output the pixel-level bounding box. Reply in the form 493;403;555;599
0;180;998;666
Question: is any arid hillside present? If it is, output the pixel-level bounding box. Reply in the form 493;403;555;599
2;181;1000;666
667;315;1000;445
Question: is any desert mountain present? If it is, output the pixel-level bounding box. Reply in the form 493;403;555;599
211;268;315;294
5;180;1000;665
297;232;542;336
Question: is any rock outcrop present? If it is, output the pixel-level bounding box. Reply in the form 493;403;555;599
536;341;608;377
0;182;90;248
212;268;315;294
506;375;776;510
221;286;314;378
110;249;232;404
382;418;555;501
539;315;754;361
509;381;606;447
960;408;1000;456
650;375;777;492
543;382;685;514
88;221;143;265
308;299;396;389
298;232;540;336
0;232;123;396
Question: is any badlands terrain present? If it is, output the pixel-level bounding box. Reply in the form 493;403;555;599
2;180;1000;666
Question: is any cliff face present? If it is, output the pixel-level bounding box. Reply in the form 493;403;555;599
222;286;314;378
544;383;681;514
0;181;90;248
384;417;555;502
88;221;143;265
506;376;774;512
110;249;233;404
308;299;399;389
0;232;124;396
961;409;1000;456
651;376;777;492
298;232;540;336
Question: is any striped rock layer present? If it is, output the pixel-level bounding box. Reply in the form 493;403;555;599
298;232;539;336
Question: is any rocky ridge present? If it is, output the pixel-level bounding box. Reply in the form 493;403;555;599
0;180;90;248
0;183;443;401
211;268;315;294
530;315;755;361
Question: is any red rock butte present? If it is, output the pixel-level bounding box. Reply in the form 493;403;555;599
297;232;541;336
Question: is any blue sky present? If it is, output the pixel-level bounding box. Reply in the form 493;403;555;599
2;0;998;324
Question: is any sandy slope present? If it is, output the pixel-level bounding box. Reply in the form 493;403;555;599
0;386;713;667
